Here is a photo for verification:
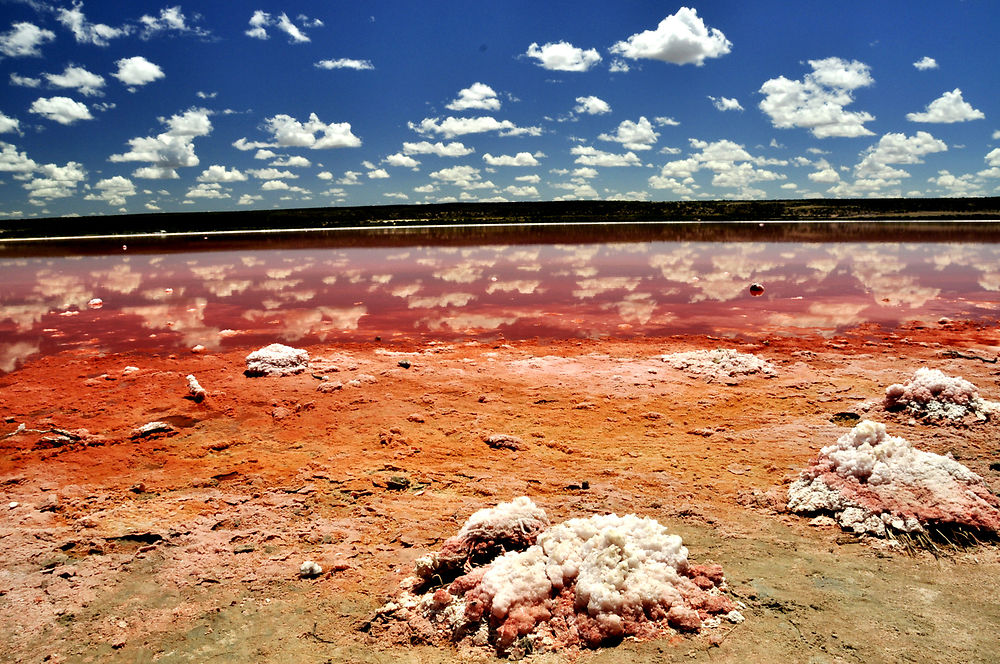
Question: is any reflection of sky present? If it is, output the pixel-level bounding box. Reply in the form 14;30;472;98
1;239;999;372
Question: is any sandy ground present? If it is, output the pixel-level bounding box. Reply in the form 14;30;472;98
1;321;999;663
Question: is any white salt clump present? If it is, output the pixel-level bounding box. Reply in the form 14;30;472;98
660;348;776;381
122;366;140;375
186;374;206;401
245;343;309;377
884;367;998;421
130;421;175;439
299;560;322;578
788;420;1000;537
457;496;550;545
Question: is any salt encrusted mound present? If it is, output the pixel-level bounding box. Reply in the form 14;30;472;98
884;367;998;421
659;348;776;382
244;343;309;377
369;498;738;656
788;420;1000;537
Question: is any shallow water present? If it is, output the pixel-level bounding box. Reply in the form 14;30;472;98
1;224;999;372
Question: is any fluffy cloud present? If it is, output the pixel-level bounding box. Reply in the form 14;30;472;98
315;58;374;70
113;56;165;87
185;183;230;199
570;146;642;167
598;116;659;150
84;175;136;206
0;22;56;57
270;155;311;167
402;140;474;157
110;107;212;179
197;165;247;182
367;168;389;179
245;11;316;43
913;56;938;71
44;65;105;96
483;152;539;166
525;41;601;71
652;138;785;196
28;96;94;125
430;165;495;190
854;131;947;179
56;2;127;46
574;96;611;115
504;185;539;197
139;6;210;39
759;57;875;138
610;7;731;66
0;142;37;172
710;96;743;111
409;116;541;138
247;167;297;180
23;161;87;202
446;82;500;111
10;73;40;87
384;153;420;168
0;113;20;134
235;113;361;150
906;89;984;123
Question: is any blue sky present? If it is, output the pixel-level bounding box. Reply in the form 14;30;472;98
0;1;998;219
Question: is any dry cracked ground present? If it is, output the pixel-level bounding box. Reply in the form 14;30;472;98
2;320;999;663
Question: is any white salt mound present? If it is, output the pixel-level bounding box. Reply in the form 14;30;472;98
186;374;206;401
788;420;1000;537
660;348;776;381
884;367;998;421
245;343;309;377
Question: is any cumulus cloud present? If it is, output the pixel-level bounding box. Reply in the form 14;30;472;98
270;155;311;167
402;140;474;157
598;116;659;150
110;107;212;179
483;152;539;166
446;82;501;111
854;131;947;179
234;113;361;150
906;89;984;123
610;7;731;66
709;96;743;111
197;165;247;182
247;167;297;180
430;165;495;190
139;6;211;39
525;41;601;71
384;153;420;168
84;175;136;206
913;56;938;70
315;58;374;70
10;72;40;87
759;57;875;138
504;185;539;197
245;11;315;42
367;168;389;179
185;182;230;199
113;56;165;87
56;2;127;46
409;116;541;138
29;96;94;125
44;64;105;96
570;145;642;167
574;96;611;115
0;142;36;171
23;161;86;202
0;22;56;57
651;138;785;197
0;113;20;134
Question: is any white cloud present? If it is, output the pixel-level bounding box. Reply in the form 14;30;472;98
759;57;875;138
384;192;408;200
570;146;642;167
409;116;541;138
504;185;539;197
906;89;984;123
84;175;136;206
197;165;247;182
245;11;314;43
235;113;361;150
23;161;86;202
0;22;56;57
367;168;389;179
854;131;947;179
430;165;495;190
238;194;263;205
0;113;20;134
10;72;40;87
139;6;210;39
808;160;840;183
913;56;938;71
247;167;297;180
525;41;601;71
28;96;94;125
384;153;420;168
709;96;743;111
927;170;980;197
185;183;230;199
254;149;277;159
654;116;680;126
56;2;127;46
315;58;374;70
0;142;37;172
610;7;731;66
261;179;289;191
44;64;105;96
337;171;361;185
110;108;212;179
574;95;611;115
483;152;539;166
653;138;785;196
402;140;474;157
270;155;311;168
113;56;165;87
446;82;500;111
598;116;659;150
515;174;540;183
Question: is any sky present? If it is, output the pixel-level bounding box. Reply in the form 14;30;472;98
0;0;998;219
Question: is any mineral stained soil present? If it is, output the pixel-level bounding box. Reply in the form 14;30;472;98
1;321;999;664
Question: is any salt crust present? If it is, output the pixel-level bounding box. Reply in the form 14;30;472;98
244;343;309;377
659;348;776;381
377;497;735;655
884;367;998;421
788;420;1000;537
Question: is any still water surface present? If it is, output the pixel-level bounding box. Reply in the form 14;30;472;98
1;225;998;372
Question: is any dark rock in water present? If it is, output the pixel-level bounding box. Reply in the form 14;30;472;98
749;282;765;296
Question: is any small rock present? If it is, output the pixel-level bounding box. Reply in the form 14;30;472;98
186;374;207;402
245;343;309;377
666;605;701;632
484;433;524;450
809;515;837;527
407;413;425;423
191;344;206;354
398;360;411;369
299;560;323;578
317;380;344;393
8;501;18;509
130;421;175;440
